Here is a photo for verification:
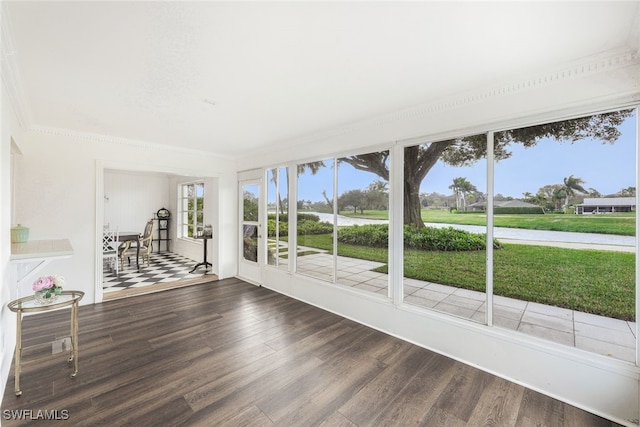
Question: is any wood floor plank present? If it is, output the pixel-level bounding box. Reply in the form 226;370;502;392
465;375;525;426
338;345;439;424
1;278;624;426
366;351;457;426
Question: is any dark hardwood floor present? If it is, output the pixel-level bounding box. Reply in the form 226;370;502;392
2;278;623;426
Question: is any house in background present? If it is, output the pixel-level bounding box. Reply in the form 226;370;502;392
1;2;639;424
575;197;636;214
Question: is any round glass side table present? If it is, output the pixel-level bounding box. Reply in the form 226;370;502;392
7;290;84;396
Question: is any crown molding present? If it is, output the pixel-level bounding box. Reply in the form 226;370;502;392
628;2;640;55
27;125;235;160
262;47;640;158
0;2;32;129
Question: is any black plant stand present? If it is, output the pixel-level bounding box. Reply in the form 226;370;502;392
190;237;212;273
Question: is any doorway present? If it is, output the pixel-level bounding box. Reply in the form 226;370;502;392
238;178;263;284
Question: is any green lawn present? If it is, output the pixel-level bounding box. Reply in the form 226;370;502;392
297;233;635;321
338;209;636;236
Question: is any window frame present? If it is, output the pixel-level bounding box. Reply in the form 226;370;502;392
179;181;204;240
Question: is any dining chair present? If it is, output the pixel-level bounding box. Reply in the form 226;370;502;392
102;228;119;276
124;219;155;268
118;240;131;271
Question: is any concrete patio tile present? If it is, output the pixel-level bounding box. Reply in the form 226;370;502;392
298;270;333;281
403;284;422;296
376;287;389;296
476;302;525;322
440;294;484;311
363;277;388;288
357;270;387;279
337;266;367;274
404;294;439;309
526;302;573;320
353;283;384;293
493;315;521;331
424;283;457;295
452;288;486;302
573;311;631;333
517;322;574;346
337;277;362;286
493;304;526;321
629;322;637;338
575;336;635;363
404;278;430;288
432;301;476;320
574;322;635;348
412;288;450;303
521;310;573;332
471;310;486;324
493;295;528;310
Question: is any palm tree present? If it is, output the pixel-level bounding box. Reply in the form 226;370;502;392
562;175;588;208
449;177;477;212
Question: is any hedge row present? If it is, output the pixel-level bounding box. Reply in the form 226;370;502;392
337;224;501;251
267;213;320;223
268;218;333;237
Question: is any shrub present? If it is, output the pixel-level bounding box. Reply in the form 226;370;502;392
267;219;288;237
267;213;320;223
336;224;501;251
403;226;501;251
298;213;320;222
297;220;333;235
338;224;389;247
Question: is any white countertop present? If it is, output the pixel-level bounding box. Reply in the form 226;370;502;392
10;239;74;261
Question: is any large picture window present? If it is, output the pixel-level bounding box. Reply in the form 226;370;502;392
492;109;636;362
279;106;637;362
295;151;390;296
180;182;204;238
402;136;487;322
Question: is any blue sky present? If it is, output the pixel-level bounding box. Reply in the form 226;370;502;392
290;111;636;201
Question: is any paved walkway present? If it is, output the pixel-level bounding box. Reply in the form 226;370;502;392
282;247;637;363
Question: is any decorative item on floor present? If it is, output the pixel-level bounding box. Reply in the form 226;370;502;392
33;275;64;304
11;224;29;243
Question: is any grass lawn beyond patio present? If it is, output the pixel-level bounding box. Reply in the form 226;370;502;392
338;209;636;236
297;234;635;321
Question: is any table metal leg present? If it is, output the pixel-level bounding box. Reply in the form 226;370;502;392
14;309;22;396
69;302;79;377
136;237;140;272
190;238;212;273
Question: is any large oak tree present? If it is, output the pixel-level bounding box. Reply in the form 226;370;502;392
340;110;633;228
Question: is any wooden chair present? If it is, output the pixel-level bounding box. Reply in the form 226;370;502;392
102;228;119;276
124;220;155;268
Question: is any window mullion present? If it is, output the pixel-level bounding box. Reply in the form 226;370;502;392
486;131;495;327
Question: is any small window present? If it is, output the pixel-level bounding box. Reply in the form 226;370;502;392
180;182;204;238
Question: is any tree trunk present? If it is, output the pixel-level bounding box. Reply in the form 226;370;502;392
404;176;424;228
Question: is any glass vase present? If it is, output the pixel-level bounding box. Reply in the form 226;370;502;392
34;289;59;305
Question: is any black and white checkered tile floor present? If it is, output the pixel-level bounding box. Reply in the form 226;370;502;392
103;252;210;293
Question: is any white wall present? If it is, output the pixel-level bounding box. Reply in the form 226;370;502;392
0;77;16;405
104;170;170;233
9;131;237;304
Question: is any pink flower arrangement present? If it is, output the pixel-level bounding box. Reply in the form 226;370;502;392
32;275;64;300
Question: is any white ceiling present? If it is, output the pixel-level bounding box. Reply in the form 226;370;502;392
5;1;640;158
